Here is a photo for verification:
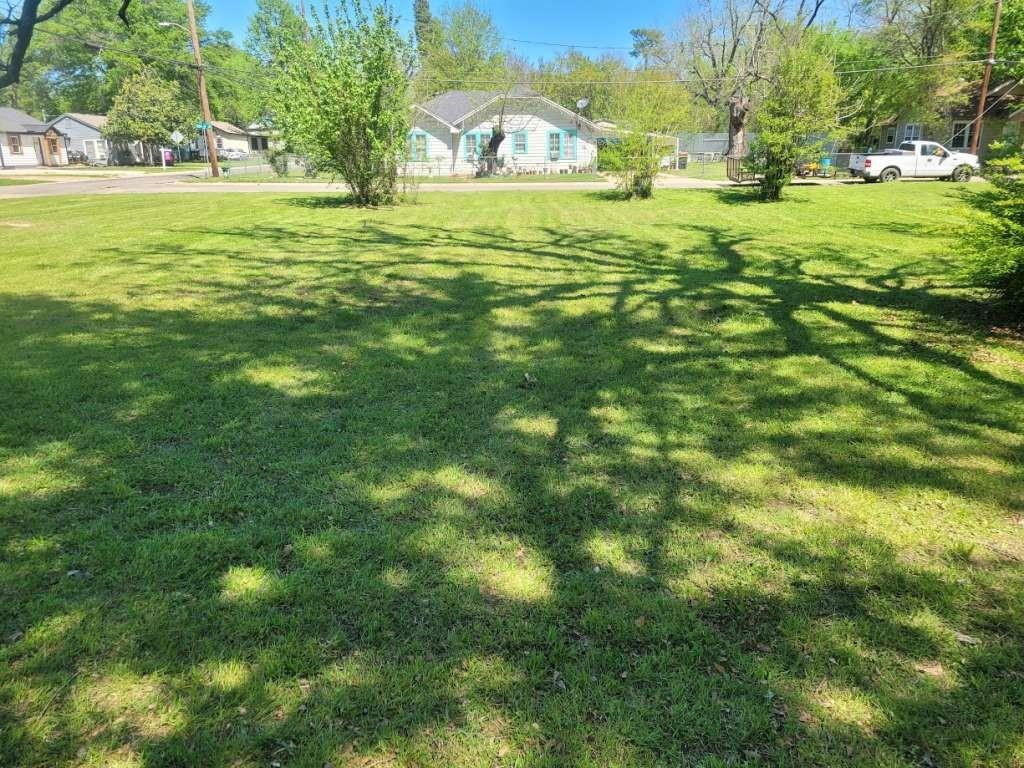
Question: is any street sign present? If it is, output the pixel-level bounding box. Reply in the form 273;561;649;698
196;121;211;130
170;130;184;144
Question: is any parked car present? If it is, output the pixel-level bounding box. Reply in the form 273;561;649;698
219;148;248;161
849;140;978;182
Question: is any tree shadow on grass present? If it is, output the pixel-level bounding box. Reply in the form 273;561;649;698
1;211;1023;767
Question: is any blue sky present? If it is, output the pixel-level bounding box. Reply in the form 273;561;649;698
207;0;692;63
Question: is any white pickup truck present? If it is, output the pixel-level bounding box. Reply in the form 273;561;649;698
849;140;978;183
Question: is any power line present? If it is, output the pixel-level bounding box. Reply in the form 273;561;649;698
503;36;632;51
29;21;1018;91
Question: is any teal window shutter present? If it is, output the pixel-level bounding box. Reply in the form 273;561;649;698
523;131;528;154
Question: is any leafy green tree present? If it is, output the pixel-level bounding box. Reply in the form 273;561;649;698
535;51;631;119
413;0;435;55
104;67;195;164
415;1;505;96
962;140;1024;309
748;33;842;200
606;75;695;199
629;28;664;68
245;0;306;66
271;0;412;205
2;0;259;126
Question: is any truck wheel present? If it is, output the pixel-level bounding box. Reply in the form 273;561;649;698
951;165;972;182
879;167;901;183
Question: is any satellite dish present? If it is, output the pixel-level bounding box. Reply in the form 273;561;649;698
576;97;590;110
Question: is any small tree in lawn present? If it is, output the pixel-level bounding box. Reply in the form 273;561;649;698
961;141;1024;311
104;68;194;165
272;0;412;205
748;36;842;201
607;76;693;199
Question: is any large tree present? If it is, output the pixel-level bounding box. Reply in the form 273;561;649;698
828;0;989;144
535;50;633;120
412;0;434;55
271;0;412;204
2;0;259;126
245;0;305;66
0;0;81;90
415;1;506;97
669;0;826;157
104;67;194;164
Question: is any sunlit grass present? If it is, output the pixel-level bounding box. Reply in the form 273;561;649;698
1;184;1022;767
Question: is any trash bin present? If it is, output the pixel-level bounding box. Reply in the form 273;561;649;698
162;149;175;166
678;152;688;169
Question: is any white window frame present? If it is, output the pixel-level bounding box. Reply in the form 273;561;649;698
464;133;478;161
9;135;22;154
513;132;527;154
903;123;922;142
411;133;428;162
884;125;897;146
548;132;561;159
84;139;107;160
950;120;974;150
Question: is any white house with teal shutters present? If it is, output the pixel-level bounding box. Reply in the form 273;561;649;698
407;87;603;176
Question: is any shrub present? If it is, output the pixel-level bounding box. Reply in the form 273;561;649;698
271;0;412;205
267;147;290;176
750;34;842;201
963;144;1024;310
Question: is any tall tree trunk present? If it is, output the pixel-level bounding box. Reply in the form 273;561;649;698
727;95;750;158
481;130;505;176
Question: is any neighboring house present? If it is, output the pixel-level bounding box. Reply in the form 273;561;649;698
193;120;251;158
46;113;154;165
0;107;67;168
407;87;604;176
865;80;1024;158
245;120;282;153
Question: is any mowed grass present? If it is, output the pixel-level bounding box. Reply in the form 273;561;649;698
1;184;1023;768
0;177;46;186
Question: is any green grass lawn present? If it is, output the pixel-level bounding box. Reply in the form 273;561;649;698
202;171;608;184
0;177;46;186
1;184;1022;768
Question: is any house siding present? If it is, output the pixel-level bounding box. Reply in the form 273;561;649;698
0;132;65;167
1;132;40;167
405;98;598;176
404;113;456;175
870;118;1018;158
50;116;105;159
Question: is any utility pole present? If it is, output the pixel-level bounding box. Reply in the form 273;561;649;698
185;0;220;177
970;0;1002;155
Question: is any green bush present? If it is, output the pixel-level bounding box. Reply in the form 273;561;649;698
267;148;289;177
963;144;1024;310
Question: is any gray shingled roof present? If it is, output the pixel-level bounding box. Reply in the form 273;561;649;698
419;86;538;126
0;106;47;134
61;112;108;131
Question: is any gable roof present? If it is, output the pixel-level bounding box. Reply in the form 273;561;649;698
0;106;48;134
415;86;597;130
212;120;246;135
53;112;108;131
